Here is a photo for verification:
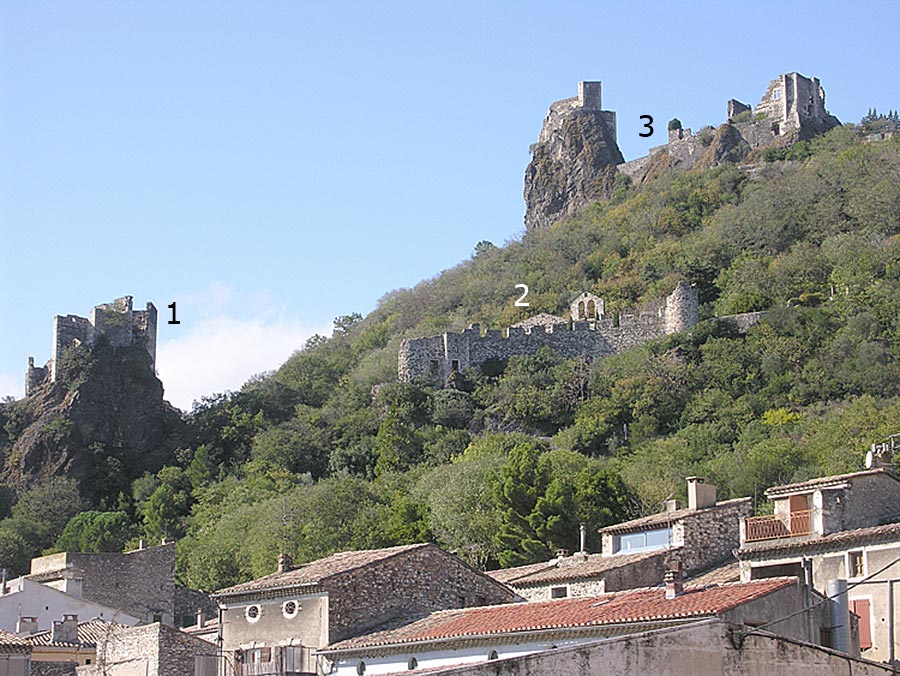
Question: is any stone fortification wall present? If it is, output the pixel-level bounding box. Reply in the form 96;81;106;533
28;296;158;394
399;283;697;385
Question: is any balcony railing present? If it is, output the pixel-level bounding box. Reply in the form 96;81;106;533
237;646;316;676
744;509;814;543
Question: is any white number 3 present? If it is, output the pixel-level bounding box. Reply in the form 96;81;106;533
514;284;530;307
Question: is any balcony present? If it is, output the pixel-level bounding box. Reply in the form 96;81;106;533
744;509;814;543
237;646;316;676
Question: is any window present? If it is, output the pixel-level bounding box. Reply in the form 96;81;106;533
848;551;865;579
451;360;460;371
283;600;301;619
245;605;262;623
850;598;872;650
487;650;499;661
773;88;782;100
613;527;671;554
429;360;439;376
551;586;568;599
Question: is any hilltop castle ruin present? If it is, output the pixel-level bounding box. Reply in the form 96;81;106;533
26;295;158;395
398;282;700;385
525;72;840;230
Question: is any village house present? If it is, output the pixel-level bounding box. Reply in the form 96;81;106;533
736;464;900;667
316;574;832;675
401;619;893;676
0;575;140;636
74;622;216;676
212;543;517;676
488;477;750;601
0;630;31;676
21;616;127;675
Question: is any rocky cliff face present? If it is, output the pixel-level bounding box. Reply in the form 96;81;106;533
1;339;182;505
524;104;624;231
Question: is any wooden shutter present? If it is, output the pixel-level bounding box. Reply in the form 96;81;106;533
851;598;872;650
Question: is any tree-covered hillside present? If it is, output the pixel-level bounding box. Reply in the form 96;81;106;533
2;122;899;593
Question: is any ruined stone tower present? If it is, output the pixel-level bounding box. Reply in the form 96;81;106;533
26;295;158;395
524;81;624;231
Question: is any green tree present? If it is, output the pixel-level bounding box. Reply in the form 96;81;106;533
55;511;132;553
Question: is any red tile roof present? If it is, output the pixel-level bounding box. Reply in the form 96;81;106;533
0;630;31;654
486;549;669;586
738;522;900;557
685;561;741;586
321;577;797;653
765;468;898;498
214;544;433;596
600;498;750;534
24;619;126;648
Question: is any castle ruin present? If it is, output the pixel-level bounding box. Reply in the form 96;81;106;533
398;282;699;385
26;295;158;395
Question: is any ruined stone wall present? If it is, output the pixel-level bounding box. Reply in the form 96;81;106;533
324;545;516;643
399;284;697;385
32;296;158;393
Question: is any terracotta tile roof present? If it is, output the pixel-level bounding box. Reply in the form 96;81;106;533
737;522;900;557
765;468;898;498
0;630;30;654
24;619;126;648
183;617;219;635
600;498;750;535
214;543;431;596
486;549;669;586
320;577;797;654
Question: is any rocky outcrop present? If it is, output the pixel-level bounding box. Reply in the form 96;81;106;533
1;340;182;504
524;84;624;231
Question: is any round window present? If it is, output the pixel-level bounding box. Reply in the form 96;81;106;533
245;605;261;623
282;600;300;619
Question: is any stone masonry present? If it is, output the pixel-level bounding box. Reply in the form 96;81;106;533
29;543;176;626
398;283;699;385
76;623;214;676
26;296;158;395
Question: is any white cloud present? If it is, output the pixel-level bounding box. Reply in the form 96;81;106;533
0;371;24;402
156;313;331;413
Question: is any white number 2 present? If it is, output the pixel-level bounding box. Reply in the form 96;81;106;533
514;284;530;307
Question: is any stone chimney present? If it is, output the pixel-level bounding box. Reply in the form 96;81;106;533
666;499;681;512
277;553;292;574
16;616;38;635
687;477;717;510
51;614;79;644
579;523;587;554
664;560;684;600
196;608;204;629
555;548;570;560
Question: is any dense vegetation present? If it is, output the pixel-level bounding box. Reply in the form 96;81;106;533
1;123;899;592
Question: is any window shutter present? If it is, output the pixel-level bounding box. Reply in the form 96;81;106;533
851;599;872;650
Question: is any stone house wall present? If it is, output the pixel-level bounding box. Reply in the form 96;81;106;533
218;591;328;654
77;623;213;676
420;620;889;676
680;499;752;573
324;545;516;643
31;663;77;676
31;544;176;625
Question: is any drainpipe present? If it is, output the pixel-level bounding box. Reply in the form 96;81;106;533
217;604;224;676
579;523;586;554
828;579;850;654
890;579;896;665
802;558;814;644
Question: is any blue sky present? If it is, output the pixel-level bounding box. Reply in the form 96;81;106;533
2;1;899;410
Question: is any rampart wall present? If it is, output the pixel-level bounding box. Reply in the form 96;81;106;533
399;283;699;384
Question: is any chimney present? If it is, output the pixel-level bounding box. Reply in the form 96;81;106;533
687;477;717;510
16;616;38;635
138;538;146;550
666;499;681;512
277;553;292;574
196;608;204;629
579;523;587;554
1;568;7;594
555;548;570;560
664;560;684;600
51;614;79;644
